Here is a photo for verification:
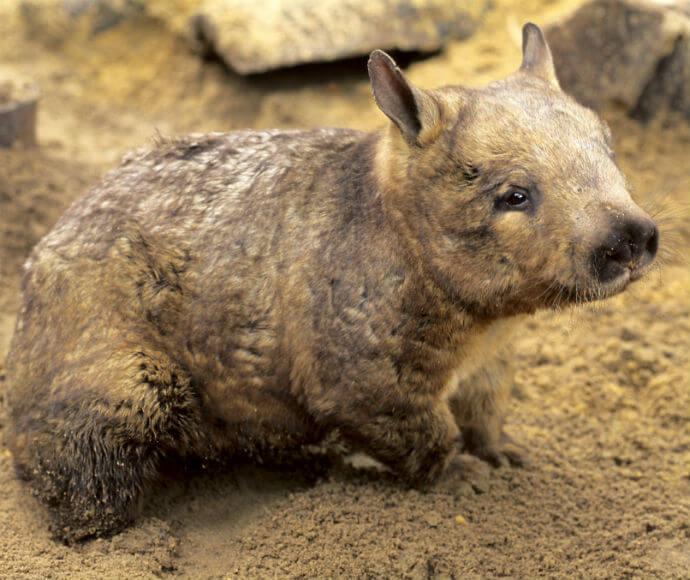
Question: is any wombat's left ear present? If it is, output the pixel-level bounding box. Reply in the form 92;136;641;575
519;22;560;90
368;50;440;145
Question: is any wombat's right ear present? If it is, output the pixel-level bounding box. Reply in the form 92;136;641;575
519;23;560;89
368;50;440;145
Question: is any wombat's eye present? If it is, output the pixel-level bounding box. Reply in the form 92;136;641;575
498;188;531;211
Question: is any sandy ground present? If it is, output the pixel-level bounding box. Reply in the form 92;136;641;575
1;0;689;578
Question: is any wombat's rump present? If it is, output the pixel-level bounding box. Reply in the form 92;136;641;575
4;24;658;542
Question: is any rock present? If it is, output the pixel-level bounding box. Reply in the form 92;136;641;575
190;0;481;74
0;80;38;148
423;510;443;527
635;347;658;370
632;32;690;121
546;0;690;121
19;0;144;46
620;324;640;342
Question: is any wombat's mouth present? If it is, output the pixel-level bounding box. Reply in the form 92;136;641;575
567;260;654;307
628;261;654;282
602;256;656;290
593;271;633;301
542;265;650;309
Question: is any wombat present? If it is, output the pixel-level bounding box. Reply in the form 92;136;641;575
4;23;658;542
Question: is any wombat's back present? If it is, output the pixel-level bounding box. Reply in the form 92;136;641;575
38;129;371;261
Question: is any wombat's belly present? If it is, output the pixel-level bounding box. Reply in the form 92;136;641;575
160;251;324;452
178;305;324;454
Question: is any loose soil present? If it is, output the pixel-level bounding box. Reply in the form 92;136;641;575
1;1;689;578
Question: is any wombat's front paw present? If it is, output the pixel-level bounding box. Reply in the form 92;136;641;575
464;431;528;468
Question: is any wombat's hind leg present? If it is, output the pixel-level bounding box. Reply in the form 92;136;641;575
28;423;157;543
13;349;202;543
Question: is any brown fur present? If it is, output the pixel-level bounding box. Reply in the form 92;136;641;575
4;24;657;542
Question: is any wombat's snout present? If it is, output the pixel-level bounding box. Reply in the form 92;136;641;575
592;218;658;283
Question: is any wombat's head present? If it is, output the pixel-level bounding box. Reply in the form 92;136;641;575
368;23;658;316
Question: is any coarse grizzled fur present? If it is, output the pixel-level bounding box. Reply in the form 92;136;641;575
4;24;658;542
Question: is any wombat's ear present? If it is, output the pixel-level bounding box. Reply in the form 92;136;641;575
519;23;560;89
368;50;440;145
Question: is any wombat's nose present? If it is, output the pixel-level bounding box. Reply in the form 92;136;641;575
592;219;658;283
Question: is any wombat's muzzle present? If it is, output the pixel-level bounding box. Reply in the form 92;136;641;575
591;218;658;283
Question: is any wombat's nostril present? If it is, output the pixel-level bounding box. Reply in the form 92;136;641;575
592;218;658;283
645;224;659;260
628;219;658;266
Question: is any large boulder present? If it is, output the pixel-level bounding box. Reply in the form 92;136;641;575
191;0;482;74
546;0;690;121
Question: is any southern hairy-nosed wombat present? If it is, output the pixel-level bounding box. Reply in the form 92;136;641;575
5;24;658;542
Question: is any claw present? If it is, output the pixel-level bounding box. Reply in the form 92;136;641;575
465;430;529;468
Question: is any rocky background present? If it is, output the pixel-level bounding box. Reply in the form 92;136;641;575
1;0;689;578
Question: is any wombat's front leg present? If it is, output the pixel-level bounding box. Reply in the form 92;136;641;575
336;402;461;487
450;359;527;468
10;349;201;543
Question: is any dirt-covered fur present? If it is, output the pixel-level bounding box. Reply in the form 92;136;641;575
4;24;657;542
